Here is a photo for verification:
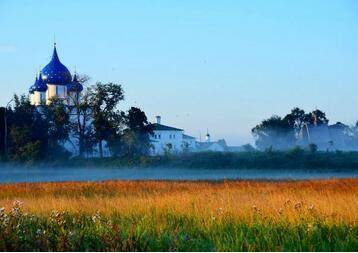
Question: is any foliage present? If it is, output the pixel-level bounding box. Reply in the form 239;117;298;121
43;97;71;158
88;82;124;158
68;88;96;157
1;79;154;160
6;95;48;161
252;115;294;150
308;143;318;153
112;107;152;158
252;107;358;151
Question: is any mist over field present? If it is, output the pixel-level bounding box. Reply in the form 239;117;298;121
0;165;357;184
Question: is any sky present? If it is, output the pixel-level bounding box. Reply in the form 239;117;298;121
0;0;357;145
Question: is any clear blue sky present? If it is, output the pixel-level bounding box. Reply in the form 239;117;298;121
0;0;357;145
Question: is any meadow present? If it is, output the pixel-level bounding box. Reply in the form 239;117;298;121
0;179;357;251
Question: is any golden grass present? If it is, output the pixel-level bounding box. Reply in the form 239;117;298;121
0;179;357;224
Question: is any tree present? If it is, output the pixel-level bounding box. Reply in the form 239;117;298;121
308;143;318;153
305;109;329;125
7;94;48;161
283;107;306;129
252;107;331;150
43;97;70;158
68;87;95;157
88;82;124;158
252;115;294;150
118;107;152;157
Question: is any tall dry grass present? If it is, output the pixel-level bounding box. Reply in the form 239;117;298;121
0;179;357;224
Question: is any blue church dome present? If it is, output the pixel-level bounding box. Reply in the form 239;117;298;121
67;73;83;92
41;44;72;85
33;73;47;92
29;76;37;94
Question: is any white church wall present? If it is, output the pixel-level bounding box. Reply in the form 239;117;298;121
150;130;184;155
46;84;67;104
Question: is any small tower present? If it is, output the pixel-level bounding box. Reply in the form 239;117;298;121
33;72;47;105
28;75;37;105
205;129;211;142
67;73;83;106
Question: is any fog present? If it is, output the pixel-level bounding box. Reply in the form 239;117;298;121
0;166;357;184
255;124;358;151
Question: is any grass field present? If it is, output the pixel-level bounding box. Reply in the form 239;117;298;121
0;179;357;251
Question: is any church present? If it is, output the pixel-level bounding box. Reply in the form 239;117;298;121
28;43;83;106
26;44;230;156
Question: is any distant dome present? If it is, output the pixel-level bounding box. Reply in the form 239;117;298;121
41;44;72;85
33;73;47;92
67;73;83;92
29;76;37;94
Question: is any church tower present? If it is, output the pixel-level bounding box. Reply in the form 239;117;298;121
41;43;72;104
32;72;47;105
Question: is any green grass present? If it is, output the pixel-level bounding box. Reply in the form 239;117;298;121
0;208;357;251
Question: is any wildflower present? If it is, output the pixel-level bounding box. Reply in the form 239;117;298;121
307;223;313;232
36;229;42;235
13;200;23;207
0;207;5;219
284;199;291;206
1;213;9;226
92;210;101;223
307;204;314;211
11;200;23;217
50;210;60;220
277;208;283;215
217;207;224;215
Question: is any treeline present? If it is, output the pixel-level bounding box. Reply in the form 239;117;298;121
18;150;358;170
252;107;358;151
0;82;152;162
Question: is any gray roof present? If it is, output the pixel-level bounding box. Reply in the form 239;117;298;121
149;123;183;131
183;134;196;139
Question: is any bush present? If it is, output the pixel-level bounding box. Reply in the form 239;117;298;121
308;143;318;153
287;146;304;156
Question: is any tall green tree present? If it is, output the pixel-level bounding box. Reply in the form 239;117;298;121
252;107;330;150
88;82;124;158
7;95;48;161
252;115;294;150
68;83;95;157
119;107;152;157
42;97;71;158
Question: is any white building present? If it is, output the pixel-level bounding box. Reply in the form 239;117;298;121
149;116;184;155
148;116;230;155
148;116;199;155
